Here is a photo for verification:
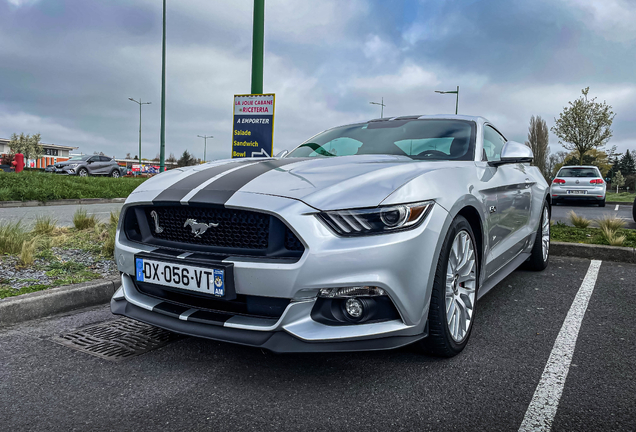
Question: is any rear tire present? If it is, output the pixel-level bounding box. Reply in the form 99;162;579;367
110;169;120;178
632;197;636;223
599;199;605;207
524;202;550;271
414;216;478;357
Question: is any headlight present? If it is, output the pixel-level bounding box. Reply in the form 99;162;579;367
316;201;433;236
68;163;79;168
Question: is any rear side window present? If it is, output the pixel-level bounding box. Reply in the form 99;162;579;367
100;156;112;162
558;168;599;178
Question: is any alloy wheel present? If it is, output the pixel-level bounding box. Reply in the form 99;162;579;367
541;206;550;262
445;229;477;342
79;169;87;177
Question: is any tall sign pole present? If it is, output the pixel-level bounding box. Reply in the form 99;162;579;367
251;0;264;95
159;0;167;172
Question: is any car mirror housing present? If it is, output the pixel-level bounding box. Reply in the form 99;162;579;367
489;141;533;166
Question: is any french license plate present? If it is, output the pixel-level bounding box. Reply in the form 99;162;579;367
135;257;225;297
567;190;586;195
55;169;64;173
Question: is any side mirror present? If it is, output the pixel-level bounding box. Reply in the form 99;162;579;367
275;149;289;158
489;141;533;166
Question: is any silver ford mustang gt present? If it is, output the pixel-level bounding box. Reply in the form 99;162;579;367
111;115;550;356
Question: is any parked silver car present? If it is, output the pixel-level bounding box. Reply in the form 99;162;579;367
55;155;123;177
111;115;550;356
551;165;606;207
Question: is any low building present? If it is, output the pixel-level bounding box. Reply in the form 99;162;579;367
0;138;77;168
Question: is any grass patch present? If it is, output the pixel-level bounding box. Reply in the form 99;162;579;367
606;192;636;203
568;211;591;229
73;208;97;230
0;220;30;254
0;284;49;300
595;214;626;231
551;222;636;248
33;215;58;235
0;170;146;202
101;211;120;258
19;237;38;267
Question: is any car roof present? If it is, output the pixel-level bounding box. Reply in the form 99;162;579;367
322;114;489;133
558;166;600;170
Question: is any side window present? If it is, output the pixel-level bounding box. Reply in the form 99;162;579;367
100;156;111;162
483;126;506;162
88;156;99;162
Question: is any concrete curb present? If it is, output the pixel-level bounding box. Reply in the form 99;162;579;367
551;241;636;264
0;198;126;208
0;278;121;328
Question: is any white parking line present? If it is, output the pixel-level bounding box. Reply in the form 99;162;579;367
615;204;619;211
518;260;602;432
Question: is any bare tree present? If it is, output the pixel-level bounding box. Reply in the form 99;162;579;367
551;87;615;165
546;151;567;179
525;115;550;180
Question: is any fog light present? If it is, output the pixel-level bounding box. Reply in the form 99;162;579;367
345;298;363;318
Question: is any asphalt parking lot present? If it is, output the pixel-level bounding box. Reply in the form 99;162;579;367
1;256;634;432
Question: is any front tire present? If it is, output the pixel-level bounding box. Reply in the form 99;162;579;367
77;168;88;177
524;202;550;271
416;215;478;357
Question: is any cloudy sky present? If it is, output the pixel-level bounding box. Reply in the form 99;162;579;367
1;0;635;161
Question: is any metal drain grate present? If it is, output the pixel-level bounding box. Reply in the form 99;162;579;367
51;318;182;361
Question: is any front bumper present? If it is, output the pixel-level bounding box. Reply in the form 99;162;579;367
112;192;449;352
55;166;78;175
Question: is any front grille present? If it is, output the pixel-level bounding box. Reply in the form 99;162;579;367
148;206;269;250
124;204;305;259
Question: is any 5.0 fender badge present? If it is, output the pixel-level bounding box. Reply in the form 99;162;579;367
184;218;219;237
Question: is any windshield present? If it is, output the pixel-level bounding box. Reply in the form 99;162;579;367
68;155;89;161
558;168;599;178
287;119;476;161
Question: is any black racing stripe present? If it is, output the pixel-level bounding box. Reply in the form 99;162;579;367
152;302;191;318
188;158;306;204
187;310;233;326
153;161;248;203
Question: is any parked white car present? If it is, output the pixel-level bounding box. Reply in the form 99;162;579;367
551;165;606;207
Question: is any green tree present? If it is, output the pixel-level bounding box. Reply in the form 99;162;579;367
618;149;636;176
562;148;612;177
551;87;615;165
525;115;550;180
9;133;43;161
177;150;196;167
612;170;625;193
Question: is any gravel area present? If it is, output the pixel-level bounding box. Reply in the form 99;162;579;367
0;248;117;290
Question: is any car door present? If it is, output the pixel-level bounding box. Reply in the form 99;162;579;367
482;125;533;275
85;156;101;174
100;156;115;174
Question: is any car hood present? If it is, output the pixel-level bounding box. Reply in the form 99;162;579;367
133;155;462;210
55;160;78;167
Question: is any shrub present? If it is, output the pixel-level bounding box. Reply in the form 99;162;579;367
568;211;591;229
19;238;38;266
102;210;120;257
73;208;97;230
0;220;29;254
595;215;626;232
600;226;626;247
33;215;58;235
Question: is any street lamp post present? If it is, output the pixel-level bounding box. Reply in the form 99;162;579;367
159;0;167;172
434;86;459;115
197;135;213;162
128;98;151;169
369;97;386;118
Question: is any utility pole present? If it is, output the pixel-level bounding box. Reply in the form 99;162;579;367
251;0;265;94
197;135;213;162
159;0;167;172
434;86;460;114
370;97;386;118
128;98;151;169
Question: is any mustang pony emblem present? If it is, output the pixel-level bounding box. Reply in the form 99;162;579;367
150;210;164;234
184;218;218;237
